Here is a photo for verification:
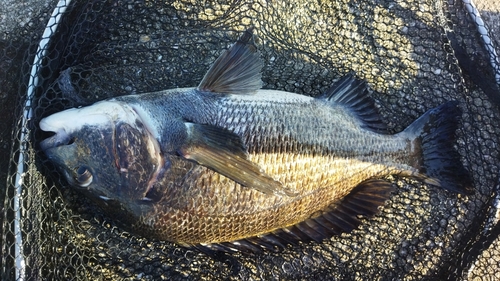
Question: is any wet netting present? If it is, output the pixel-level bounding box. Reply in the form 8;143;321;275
1;0;500;280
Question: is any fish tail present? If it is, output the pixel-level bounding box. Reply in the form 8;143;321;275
402;101;473;194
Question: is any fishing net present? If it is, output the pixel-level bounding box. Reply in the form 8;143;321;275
1;0;499;279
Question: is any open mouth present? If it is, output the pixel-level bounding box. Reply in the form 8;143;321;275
39;113;78;151
40;129;73;151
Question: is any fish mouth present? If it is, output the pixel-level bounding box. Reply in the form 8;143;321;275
39;114;77;151
39;129;73;151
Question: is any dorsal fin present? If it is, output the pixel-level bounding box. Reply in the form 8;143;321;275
197;179;394;253
319;75;388;134
197;28;263;94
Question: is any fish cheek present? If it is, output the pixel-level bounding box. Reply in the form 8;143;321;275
114;122;161;200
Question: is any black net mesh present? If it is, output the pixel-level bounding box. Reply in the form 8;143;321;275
1;0;500;280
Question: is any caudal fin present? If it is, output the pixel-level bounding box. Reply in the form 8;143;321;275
403;101;473;194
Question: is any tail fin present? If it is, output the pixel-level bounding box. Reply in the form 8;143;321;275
403;101;473;194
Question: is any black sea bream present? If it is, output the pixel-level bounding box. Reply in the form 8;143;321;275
39;29;472;251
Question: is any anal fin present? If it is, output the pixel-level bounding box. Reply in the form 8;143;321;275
199;179;394;253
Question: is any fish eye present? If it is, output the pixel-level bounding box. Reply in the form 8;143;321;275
75;166;93;187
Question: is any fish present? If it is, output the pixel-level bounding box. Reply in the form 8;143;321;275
39;28;473;252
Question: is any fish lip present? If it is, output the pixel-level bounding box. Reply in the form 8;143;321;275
39;116;71;151
40;129;71;151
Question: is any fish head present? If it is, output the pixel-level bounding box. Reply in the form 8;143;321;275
39;100;163;211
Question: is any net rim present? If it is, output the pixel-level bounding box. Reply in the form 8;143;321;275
13;1;72;280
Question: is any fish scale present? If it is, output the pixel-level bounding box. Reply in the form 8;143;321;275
212;92;407;160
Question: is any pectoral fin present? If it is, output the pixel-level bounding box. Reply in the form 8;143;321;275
178;123;296;197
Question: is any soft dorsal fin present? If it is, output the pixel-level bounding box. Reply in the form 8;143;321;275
319;75;388;134
197;179;394;253
197;28;263;94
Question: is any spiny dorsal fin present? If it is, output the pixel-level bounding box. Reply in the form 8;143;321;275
319;75;388;134
197;28;263;94
198;179;394;253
